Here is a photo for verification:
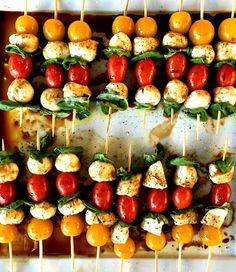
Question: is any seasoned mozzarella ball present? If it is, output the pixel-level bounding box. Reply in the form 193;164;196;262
27;157;53;175
174;166;198;189
213;86;236;105
141;217;165;236
98;212;117;227
0;209;25;225
58;198;85;216
106;82;128;98
209;163;234;184
109;32;132;52
69;40;98;62
143;161;167;189
55;153;81;172
63;82;92;98
164;79;189;104
162;31;188;49
30;202;57;220
0;163;19;183
191;45;215;64
184;90;211;109
201;208;228;229
170;210;198;225
133;37;159;56
215;42;236;61
85;210;100;225
135;85;161;106
43;41;69;60
40;88;63;112
116;173;142;197
8;78;34;103
9;33;39;53
111;223;129;244
88;161;116;182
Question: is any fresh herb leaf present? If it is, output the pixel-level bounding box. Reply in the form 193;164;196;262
28;149;52;163
215;60;236;69
116;167;134;180
40;108;71;119
5;44;41;58
40;134;54;153
58;192;80;208
183;107;208;122
41;58;64;71
134;102;156;110
0;101;40;111
163;98;182;116
205;202;231;213
215;156;233;174
169;156;198;166
209;102;236;119
104;47;131;58
189;57;208;64
131;50;163;62
93;152;114;163
54;146;83;156
171;203;204;215
62;56;87;70
83;202;107;215
144;143;166;166
0;150;20;164
143;213;169;224
0;199;25;210
164;47;192;59
119;220;133;228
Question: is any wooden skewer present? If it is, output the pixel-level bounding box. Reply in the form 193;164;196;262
200;0;204;20
128;143;132;172
155;250;158;272
231;0;235;18
95;246;100;272
19;108;23;128
2;138;5;151
119;258;124;272
179;0;183;12
178;243;182;272
24;0;28;15
70;236;75;272
65;126;70;147
123;0;129;16
182;129;186;157
71;109;77;134
143;109;147;129
206;246;212;272
39;240;43;272
222;135;229;161
144;0;147;17
170;108;174;125
215;111;221;135
105;107;112;155
54;0;58;19
196;114;200;141
81;0;85;22
52;114;56;137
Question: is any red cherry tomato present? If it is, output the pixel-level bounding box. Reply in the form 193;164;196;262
135;58;156;86
68;63;91;85
45;63;65;88
0;182;17;206
8;54;33;78
107;55;128;82
211;183;232;206
91;182;113;211
147;189;170;213
172;186;192;209
56;172;79;196
27;175;50;202
186;64;208;91
116;195;138;224
166;52;187;80
216;64;236;87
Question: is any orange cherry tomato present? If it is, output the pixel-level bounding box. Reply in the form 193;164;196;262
114;237;135;259
135;17;158;37
169;11;192;34
145;232;166;251
189;19;215;45
15;15;39;35
172;224;194;244
68;21;92;42
27;218;53;241
0;224;18;244
199;225;223;247
112;15;135;37
61;214;84;237
43;19;65;41
218;18;236;43
86;224;110;247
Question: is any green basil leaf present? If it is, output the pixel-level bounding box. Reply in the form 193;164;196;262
40;108;71;119
134;102;156;110
41;58;64;71
83;202;107;216
215;156;233;174
40;134;54;153
118;220;133;228
104;47;131;58
93;152;114;164
163;98;182;116
209;102;236;119
58;192;80;208
169;156;198;166
131;50;163;62
5;44;41;58
183;107;208;121
0;150;20;164
116;166;134;181
28;149;44;163
205;202;231;213
171;203;204;215
62;56;87;70
0;199;25;210
164;47;192;59
143;213;169;224
189;57;208;64
144;143;166;166
54;146;83;156
215;60;236;68
0;101;40;111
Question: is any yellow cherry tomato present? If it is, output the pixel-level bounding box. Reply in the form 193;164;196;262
15;15;39;35
61;214;84;237
114;237;135;259
189;19;215;45
135;17;158;37
199;225;223;247
218;18;236;43
86;224;109;247
43;18;65;41
145;232;166;251
112;15;135;37
27;218;53;241
0;224;18;244
68;21;92;42
171;224;194;244
169;11;192;34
